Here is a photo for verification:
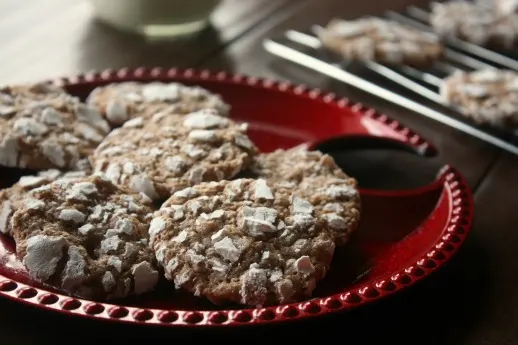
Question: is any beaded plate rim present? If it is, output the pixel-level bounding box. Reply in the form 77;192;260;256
0;67;473;327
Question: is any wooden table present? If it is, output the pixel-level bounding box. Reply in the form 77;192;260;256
1;1;516;344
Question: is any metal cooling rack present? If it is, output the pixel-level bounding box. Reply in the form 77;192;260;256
263;4;518;156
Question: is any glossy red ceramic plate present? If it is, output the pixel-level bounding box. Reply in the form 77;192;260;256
0;68;473;327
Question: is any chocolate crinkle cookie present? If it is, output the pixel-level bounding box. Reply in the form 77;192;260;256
244;145;361;246
0;169;90;236
441;69;518;127
86;81;231;127
316;17;443;67
149;178;339;307
247;145;349;183
90;108;257;201
0;82;110;170
11;174;159;301
430;1;518;49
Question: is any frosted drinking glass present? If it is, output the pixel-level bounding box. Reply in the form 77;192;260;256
87;0;222;38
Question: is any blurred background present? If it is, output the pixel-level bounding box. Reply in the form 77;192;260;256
0;0;291;83
0;0;435;84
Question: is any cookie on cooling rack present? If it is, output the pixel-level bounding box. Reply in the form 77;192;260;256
430;1;518;49
441;69;518;127
90;108;257;201
86;81;231;127
149;178;336;307
495;0;518;15
245;146;361;246
0;168;90;236
316;17;443;67
11;174;159;301
0;83;110;170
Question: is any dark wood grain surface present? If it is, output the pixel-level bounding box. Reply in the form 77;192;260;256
1;0;516;344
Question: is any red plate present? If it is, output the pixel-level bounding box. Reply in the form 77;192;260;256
0;67;473;327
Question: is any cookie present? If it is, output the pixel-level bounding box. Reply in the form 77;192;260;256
245;146;361;246
441;69;518;127
149;178;337;306
0;83;110;170
90;109;257;201
495;0;518;15
86;81;231;127
430;1;518;49
316;17;443;67
0;169;90;236
296;175;361;246
247;145;349;184
11;174;159;300
0;82;67;105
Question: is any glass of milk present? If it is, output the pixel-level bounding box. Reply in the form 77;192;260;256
87;0;222;38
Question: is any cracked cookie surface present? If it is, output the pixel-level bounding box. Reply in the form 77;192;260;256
430;1;518;48
441;69;518;127
0;83;110;170
12;174;159;301
86;81;230;127
90;109;257;201
0;168;91;236
317;17;443;67
150;178;338;307
244;146;361;246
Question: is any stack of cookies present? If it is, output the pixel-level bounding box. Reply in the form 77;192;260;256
0;81;361;307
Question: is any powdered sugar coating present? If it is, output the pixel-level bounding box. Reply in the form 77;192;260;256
23;235;68;281
86;81;231;127
317;17;443;67
0;168;91;236
247;145;349;184
11;175;159;301
150;178;337;307
0;83;110;170
297;175;361;245
243;146;361;245
441;69;518;127
430;1;518;48
90;109;257;201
